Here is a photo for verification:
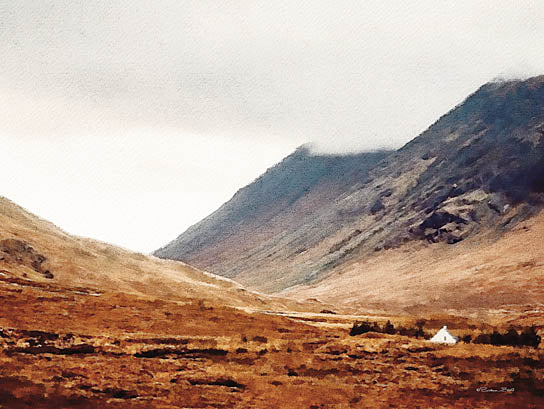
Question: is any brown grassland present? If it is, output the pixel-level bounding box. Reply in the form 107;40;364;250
1;277;543;409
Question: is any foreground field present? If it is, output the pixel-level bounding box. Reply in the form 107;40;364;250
1;277;542;409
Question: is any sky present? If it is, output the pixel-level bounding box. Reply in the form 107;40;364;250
1;1;544;252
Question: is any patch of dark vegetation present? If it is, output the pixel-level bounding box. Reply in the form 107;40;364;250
134;347;228;359
349;320;429;338
188;378;245;389
472;327;541;348
252;336;268;343
406;346;434;353
320;309;337;314
325;348;347;356
103;388;138;399
6;344;95;356
370;199;385;215
296;366;339;379
20;329;59;342
125;337;190;345
349;319;540;349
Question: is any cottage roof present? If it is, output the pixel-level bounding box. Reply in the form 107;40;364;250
430;325;459;344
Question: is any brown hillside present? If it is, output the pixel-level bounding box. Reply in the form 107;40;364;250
286;208;544;320
0;196;304;311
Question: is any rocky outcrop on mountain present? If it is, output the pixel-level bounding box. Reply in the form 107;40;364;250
0;238;53;279
155;76;544;292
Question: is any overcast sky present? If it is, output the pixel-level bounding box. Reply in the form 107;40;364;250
2;1;544;252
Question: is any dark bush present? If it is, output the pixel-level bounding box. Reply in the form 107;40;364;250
384;321;395;335
415;319;426;329
349;321;373;336
519;326;541;348
503;328;520;346
473;326;540;348
414;327;426;338
348;319;450;342
490;330;503;345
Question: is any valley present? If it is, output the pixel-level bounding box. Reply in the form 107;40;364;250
2;76;544;408
1;193;543;408
1;270;543;408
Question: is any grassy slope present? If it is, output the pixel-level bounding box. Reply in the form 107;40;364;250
0;196;307;311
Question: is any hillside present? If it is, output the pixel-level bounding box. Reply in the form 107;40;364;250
0;196;303;310
3;254;543;408
154;148;391;290
155;75;544;293
286;208;544;317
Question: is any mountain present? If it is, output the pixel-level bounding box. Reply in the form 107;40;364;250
285;208;544;315
154;148;391;290
0;196;303;310
155;76;544;295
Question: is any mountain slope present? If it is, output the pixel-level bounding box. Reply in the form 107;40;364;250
156;76;544;293
154;148;391;289
0;196;300;310
285;208;544;316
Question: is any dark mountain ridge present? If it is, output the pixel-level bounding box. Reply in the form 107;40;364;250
155;75;544;292
154;148;391;280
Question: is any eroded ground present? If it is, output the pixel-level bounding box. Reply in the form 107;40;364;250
1;276;543;408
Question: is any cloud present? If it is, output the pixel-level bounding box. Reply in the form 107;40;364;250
1;1;544;152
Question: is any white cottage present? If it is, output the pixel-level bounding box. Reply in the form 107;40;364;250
430;326;459;344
